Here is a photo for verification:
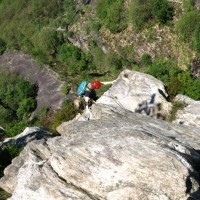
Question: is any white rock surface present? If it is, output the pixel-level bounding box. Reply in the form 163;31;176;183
1;104;200;200
173;94;200;128
97;70;172;116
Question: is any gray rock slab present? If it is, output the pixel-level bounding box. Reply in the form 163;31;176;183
0;52;67;110
173;94;200;128
1;104;200;200
97;70;172;117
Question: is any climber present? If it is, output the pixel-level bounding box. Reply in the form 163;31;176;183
74;80;115;110
74;80;102;111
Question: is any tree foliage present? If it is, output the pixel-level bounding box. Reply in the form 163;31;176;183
151;0;174;24
40;100;77;133
96;0;127;33
62;0;76;25
193;23;200;53
146;59;200;100
141;53;152;66
0;38;6;55
0;0;199;109
176;11;200;42
0;68;37;135
129;0;174;31
0;0;66;62
31;28;63;63
129;0;152;31
57;43;89;73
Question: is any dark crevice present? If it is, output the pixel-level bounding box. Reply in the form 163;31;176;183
165;147;200;199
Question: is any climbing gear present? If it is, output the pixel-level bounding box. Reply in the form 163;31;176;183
77;81;89;96
110;94;126;110
91;81;101;89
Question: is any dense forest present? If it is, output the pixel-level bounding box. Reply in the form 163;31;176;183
0;1;200;197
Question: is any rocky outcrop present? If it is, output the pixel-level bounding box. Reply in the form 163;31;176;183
1;70;200;200
1;104;200;199
1;127;53;147
0;52;67;110
97;70;172;118
173;94;200;128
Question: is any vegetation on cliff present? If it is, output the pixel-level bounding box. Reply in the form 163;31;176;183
0;68;37;137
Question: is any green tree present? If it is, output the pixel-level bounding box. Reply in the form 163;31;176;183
105;53;122;71
17;98;37;119
0;0;65;63
41;100;77;133
151;0;174;24
193;22;200;53
183;0;196;12
27;0;63;18
0;38;6;54
129;0;152;31
62;0;76;25
146;59;182;98
96;0;127;33
57;43;88;73
90;47;105;71
0;69;37;135
0;106;13;125
31;28;62;62
178;71;200;100
118;45;136;64
0;145;22;177
176;11;200;42
141;53;152;66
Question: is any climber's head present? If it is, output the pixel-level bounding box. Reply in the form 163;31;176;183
90;81;102;89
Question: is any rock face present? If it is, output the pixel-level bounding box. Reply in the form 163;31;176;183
98;70;172;118
0;52;67;110
2;127;53;147
173;94;200;128
1;70;200;200
1;103;200;199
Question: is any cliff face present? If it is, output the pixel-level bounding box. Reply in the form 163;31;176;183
1;70;200;200
0;52;67;110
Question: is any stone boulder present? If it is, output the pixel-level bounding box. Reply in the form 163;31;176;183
1;104;200;200
173;94;200;128
2;127;53;147
97;70;172;119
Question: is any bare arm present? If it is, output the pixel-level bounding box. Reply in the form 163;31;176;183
100;80;116;85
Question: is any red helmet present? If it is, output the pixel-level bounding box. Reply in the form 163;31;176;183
91;81;102;89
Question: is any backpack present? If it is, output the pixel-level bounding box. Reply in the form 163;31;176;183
77;81;89;96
